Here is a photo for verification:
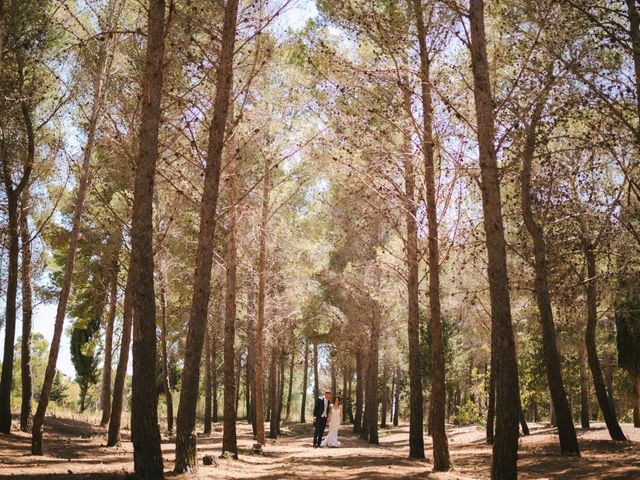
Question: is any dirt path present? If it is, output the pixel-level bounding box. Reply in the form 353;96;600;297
0;417;639;479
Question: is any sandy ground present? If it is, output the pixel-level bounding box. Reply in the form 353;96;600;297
0;417;639;479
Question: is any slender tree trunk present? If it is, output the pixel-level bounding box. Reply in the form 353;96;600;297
313;340;319;399
632;373;640;428
360;346;370;442
401;86;424;459
204;327;212;435
393;366;400;427
380;362;389;429
342;367;348;422
159;273;173;436
126;1;167;475
222;163;239;456
412;0;450;468
255;155;271;445
286;351;294;420
347;373;353;423
520;102;579;454
301;339;308;423
19;197;33;433
331;358;337;396
213;317;219;423
174;0;239;471
354;350;364;433
469;1;521;476
519;401;529;435
0;77;34;435
107;266;134;446
277;351;285;433
100;229;122;428
246;282;256;433
31;30;110;453
234;349;242;416
268;348;278;438
578;332;590;429
583;244;626;441
487;337;496;443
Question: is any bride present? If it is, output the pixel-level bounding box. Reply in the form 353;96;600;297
321;396;342;447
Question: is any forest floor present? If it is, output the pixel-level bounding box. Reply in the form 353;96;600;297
0;416;639;479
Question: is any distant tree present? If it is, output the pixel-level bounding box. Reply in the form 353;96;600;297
50;370;69;405
70;319;100;412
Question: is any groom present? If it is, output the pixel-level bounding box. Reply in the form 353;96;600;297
312;389;333;448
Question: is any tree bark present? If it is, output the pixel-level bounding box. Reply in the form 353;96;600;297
100;229;122;428
393;366;400;427
0;68;34;434
159;272;173;436
173;0;239;471
213;316;219;423
411;0;450;469
313;340;320;399
204;326;213;435
520;98;579;455
583;243;626;441
222;162;239;456
255;154;271;445
246;282;256;433
354;350;364;433
268;348;278;438
342;367;348;422
380;362;389;429
578;341;590;429
107;266;133;446
366;280;379;445
468;1;521;476
31;27;110;453
19;196;33;433
286;351;294;420
126;1;167;475
632;372;640;428
301;339;309;423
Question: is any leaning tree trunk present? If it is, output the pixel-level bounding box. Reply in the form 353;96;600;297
578;341;590;429
255;154;271;445
301;338;309;423
31;31;110;453
583;244;626;441
126;0;167;475
19;195;33;433
100;228;122;428
520;101;579;455
411;0;450;468
469;1;522;477
107;266;134;446
174;0;240;471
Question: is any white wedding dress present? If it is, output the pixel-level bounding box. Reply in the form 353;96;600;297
321;405;342;447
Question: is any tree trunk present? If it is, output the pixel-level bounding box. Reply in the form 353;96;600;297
0;75;34;434
246;282;256;433
342;367;348;422
313;340;319;399
301;339;308;423
380;362;389;429
277;351;285;432
222;163;239;457
520;101;579;454
268;348;278;438
107;265;134;446
19;197;33;433
126;1;167;475
468;1;521;476
347;373;353;423
213;318;219;423
286;351;294;420
255;154;271;445
487;338;496;444
331;358;337;396
31;27;110;453
519;401;529;436
100;229;122;428
393;366;400;427
401;84;424;459
583;244;626;441
578;338;590;429
411;0;450;468
354;350;364;433
174;0;239;471
159;273;173;436
626;0;640;129
632;372;640;428
204;326;212;435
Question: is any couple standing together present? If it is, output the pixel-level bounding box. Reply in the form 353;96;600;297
312;389;342;448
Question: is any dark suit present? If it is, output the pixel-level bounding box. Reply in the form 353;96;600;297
313;396;330;447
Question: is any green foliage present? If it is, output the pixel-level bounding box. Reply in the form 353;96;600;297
452;400;482;427
50;370;69;405
615;269;640;376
